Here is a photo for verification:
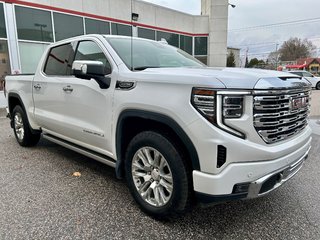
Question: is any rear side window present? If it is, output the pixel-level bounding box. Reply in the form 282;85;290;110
44;43;76;75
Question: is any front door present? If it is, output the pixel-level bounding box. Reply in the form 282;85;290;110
33;39;115;155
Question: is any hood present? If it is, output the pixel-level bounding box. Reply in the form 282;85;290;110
138;67;310;89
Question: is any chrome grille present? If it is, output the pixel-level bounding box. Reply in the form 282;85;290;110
253;89;311;144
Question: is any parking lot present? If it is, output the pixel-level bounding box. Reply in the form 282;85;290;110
0;108;320;239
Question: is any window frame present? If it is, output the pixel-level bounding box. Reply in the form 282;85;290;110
84;17;111;35
42;41;77;76
111;22;132;36
179;35;193;55
137;27;156;40
42;38;114;78
0;2;7;39
194;36;208;56
156;30;179;48
18;41;49;74
14;5;54;43
53;12;84;42
73;40;113;75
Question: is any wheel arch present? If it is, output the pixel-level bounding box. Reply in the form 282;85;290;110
115;109;200;179
7;92;26;128
8;92;39;134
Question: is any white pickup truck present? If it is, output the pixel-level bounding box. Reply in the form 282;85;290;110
5;35;312;217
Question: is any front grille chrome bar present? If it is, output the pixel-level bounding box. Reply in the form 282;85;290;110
253;89;311;144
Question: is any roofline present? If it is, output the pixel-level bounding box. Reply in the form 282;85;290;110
137;0;199;17
1;0;209;37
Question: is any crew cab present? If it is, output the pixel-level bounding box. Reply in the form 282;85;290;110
5;35;312;217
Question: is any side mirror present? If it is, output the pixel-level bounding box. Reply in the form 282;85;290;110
72;60;111;89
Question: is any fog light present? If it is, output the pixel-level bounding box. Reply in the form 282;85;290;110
233;183;250;194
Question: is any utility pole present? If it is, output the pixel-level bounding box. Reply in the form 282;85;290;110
244;47;249;68
275;43;279;70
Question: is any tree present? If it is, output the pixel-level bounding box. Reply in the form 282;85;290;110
247;58;265;68
279;37;316;61
267;51;280;70
227;51;236;67
245;56;249;68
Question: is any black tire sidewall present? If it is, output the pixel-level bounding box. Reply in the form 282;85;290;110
125;131;190;218
12;106;27;145
12;105;40;147
316;82;320;90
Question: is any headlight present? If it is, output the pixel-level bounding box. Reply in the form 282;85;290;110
222;96;244;118
191;88;247;139
191;88;216;123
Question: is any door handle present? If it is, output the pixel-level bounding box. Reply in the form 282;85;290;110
63;85;73;93
33;84;41;90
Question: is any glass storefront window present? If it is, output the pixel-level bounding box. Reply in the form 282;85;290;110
53;12;84;41
19;42;48;73
15;6;53;42
138;28;155;40
156;31;179;48
0;3;6;38
180;35;192;55
111;23;132;36
85;18;110;35
0;41;11;90
195;56;207;65
195;37;208;56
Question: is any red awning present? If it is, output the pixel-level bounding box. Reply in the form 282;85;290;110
286;64;307;69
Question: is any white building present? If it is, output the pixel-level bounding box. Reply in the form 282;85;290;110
0;0;232;86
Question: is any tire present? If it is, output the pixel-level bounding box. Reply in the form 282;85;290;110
125;131;192;218
316;82;320;90
12;105;41;147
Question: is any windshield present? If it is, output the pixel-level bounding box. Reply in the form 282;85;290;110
106;37;205;70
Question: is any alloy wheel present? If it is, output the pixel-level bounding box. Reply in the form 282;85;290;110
131;147;173;207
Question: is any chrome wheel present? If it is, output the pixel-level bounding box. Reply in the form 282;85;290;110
131;147;173;207
14;112;24;141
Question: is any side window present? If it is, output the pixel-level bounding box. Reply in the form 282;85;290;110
294;72;303;77
74;41;111;73
303;72;313;77
44;43;75;75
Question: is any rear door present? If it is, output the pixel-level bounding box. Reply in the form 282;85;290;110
33;42;77;134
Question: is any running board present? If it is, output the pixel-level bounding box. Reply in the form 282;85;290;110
43;134;116;168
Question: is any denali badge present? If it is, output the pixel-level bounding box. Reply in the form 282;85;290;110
290;97;308;110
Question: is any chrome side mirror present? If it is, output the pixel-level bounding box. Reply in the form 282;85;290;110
72;60;111;89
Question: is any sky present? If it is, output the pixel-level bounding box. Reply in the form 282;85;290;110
142;0;320;60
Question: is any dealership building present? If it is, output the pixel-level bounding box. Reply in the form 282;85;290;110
0;0;233;85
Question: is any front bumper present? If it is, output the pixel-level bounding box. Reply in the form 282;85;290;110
193;137;311;204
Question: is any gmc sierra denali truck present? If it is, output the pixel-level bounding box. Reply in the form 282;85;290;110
5;35;312;217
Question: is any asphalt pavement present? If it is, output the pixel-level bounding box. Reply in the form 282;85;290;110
0;91;6;108
0;109;320;239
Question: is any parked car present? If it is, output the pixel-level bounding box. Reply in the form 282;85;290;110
288;70;320;89
4;35;312;218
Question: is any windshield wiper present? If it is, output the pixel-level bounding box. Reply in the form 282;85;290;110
133;66;160;71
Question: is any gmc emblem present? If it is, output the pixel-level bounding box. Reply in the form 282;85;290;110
290;97;308;110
